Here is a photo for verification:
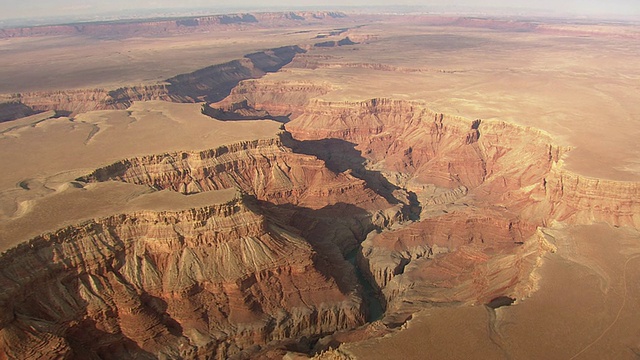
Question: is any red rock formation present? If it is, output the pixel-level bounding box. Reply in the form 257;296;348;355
210;79;331;119
283;96;639;320
540;165;640;227
79;136;387;212
0;198;365;359
287;98;552;191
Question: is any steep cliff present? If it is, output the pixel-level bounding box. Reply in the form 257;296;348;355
77;134;402;262
205;80;332;120
540;164;640;227
78;135;387;212
284;97;639;320
0;198;367;359
287;98;560;193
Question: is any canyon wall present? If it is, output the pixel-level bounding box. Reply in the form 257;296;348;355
78;136;388;212
0;127;409;358
286;98;560;193
205;80;332;120
541;164;640;227
0;45;304;121
284;97;640;318
0;198;366;359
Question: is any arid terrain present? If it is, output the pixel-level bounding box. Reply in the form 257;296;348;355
1;11;640;359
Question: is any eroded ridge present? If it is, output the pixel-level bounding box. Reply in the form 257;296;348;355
0;197;368;359
0;130;405;359
78;135;389;212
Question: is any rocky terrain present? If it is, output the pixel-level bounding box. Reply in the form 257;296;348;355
1;12;640;360
0;198;365;359
0;46;304;121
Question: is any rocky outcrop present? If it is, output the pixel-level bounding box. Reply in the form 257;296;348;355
357;207;539;311
0;197;367;359
0;126;406;358
287;98;559;192
206;80;331;121
78;135;388;212
1;89;111;116
282;97;639;320
540;164;640;227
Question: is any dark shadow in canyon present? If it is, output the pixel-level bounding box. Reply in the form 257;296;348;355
200;100;291;123
280;134;401;205
12;265;160;359
66;317;157;360
281;133;422;219
0;101;37;122
244;195;387;324
161;45;306;104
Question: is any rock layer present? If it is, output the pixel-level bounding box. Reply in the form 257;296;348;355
284;97;639;319
0;198;365;359
78;135;387;212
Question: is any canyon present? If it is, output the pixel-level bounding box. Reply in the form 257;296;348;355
1;11;640;360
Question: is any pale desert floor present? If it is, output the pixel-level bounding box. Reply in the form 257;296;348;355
0;101;281;251
0;22;356;93
342;223;640;359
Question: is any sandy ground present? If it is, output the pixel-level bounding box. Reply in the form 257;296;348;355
343;223;640;359
0;25;346;93
0;101;281;251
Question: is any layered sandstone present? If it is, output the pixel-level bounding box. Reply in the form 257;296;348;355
207;80;332;120
78;135;402;261
286;98;560;193
540;164;640;227
0;198;366;359
283;97;639;322
78;135;387;212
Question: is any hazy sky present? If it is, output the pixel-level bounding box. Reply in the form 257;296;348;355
1;0;638;21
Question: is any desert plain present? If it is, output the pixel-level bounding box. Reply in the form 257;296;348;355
0;11;640;359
